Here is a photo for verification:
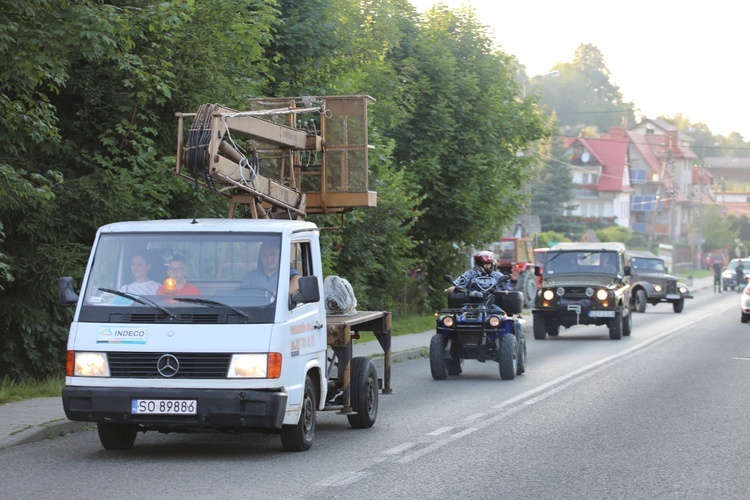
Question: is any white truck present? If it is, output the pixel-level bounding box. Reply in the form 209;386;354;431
59;96;393;451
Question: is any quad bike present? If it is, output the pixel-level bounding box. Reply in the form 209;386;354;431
431;275;526;380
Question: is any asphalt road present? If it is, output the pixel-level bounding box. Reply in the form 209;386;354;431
1;289;749;499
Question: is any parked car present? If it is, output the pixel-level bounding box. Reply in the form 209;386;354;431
626;250;693;313
722;258;750;291
705;252;727;270
741;281;750;323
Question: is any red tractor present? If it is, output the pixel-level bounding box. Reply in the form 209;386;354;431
489;237;537;309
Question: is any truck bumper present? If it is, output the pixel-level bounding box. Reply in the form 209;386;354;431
63;386;287;430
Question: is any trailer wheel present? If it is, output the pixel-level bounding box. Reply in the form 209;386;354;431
517;270;537;309
97;422;137;451
498;334;517;380
348;357;379;429
281;375;316;451
430;334;448;380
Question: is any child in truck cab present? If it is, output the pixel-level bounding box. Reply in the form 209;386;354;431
240;241;300;295
156;254;200;295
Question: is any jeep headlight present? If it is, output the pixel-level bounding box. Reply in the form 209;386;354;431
595;289;608;301
543;289;555;301
653;284;663;292
228;353;282;379
72;352;110;377
679;285;688;294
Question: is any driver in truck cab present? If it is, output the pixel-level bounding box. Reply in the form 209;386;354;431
240;241;300;295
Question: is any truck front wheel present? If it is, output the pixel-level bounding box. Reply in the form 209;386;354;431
281;375;316;451
97;422;137;450
348;357;379;429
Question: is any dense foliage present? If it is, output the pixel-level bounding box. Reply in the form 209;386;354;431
0;0;550;379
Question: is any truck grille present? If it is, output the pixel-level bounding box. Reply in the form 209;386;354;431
107;352;232;378
109;313;227;324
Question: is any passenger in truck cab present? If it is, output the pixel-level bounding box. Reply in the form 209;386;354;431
240;241;300;295
156;254;201;296
119;252;159;295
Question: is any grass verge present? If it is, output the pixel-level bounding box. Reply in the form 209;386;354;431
1;313;437;404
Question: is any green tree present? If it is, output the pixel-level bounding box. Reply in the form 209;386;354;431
384;5;551;305
531;138;578;234
538;44;635;135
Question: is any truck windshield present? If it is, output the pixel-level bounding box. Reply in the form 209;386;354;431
80;232;285;322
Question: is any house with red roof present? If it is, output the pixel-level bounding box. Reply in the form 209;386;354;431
561;127;632;228
626;128;698;242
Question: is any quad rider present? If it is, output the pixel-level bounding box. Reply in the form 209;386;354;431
447;251;517;309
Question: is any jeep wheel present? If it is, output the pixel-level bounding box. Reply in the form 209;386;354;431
533;317;546;340
622;312;632;336
634;289;647;313
517;270;537;309
609;314;623;340
546;321;560;336
498;334;517;380
672;299;684;313
742;312;750;324
429;334;448;380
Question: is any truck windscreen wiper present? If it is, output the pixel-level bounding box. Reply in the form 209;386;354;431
98;288;176;319
172;297;250;320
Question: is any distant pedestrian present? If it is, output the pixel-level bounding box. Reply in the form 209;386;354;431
713;260;723;293
737;261;745;293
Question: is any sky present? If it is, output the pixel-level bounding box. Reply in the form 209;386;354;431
408;0;750;140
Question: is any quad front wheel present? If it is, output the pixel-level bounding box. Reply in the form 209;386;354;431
430;334;448;380
498;334;517;380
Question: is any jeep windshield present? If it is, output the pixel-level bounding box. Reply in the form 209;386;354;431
630;258;666;273
544;250;619;275
78;231;284;324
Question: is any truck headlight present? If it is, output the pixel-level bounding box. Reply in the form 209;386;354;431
72;352;110;377
228;353;282;379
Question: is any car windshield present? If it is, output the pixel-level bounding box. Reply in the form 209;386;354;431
727;259;750;271
630;258;666;272
544;250;619;275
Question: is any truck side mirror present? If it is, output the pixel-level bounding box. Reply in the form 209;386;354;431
289;276;320;309
58;277;79;305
